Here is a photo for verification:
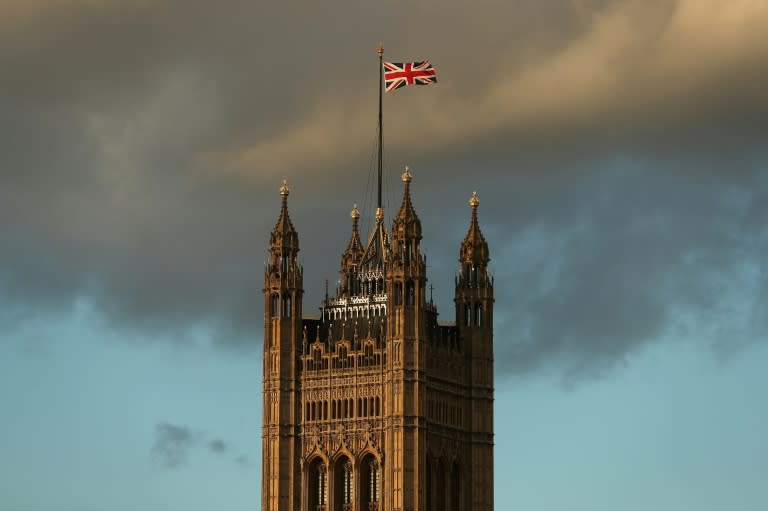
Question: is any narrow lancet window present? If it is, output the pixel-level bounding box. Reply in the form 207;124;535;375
369;460;379;503
343;462;353;505
318;466;327;505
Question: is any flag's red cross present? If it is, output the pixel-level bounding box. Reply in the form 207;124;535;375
383;61;437;93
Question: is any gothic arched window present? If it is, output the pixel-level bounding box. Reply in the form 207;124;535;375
317;464;327;506
368;459;380;504
450;461;461;511
282;295;292;317
306;458;327;511
343;461;353;505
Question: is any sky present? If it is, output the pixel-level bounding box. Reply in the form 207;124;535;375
1;0;767;509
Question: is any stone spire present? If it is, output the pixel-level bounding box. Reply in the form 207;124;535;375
392;166;422;241
268;180;299;273
460;191;488;267
342;204;363;265
270;180;299;253
339;204;365;297
359;203;390;272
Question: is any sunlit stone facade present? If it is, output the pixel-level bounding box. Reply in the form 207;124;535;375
262;170;493;511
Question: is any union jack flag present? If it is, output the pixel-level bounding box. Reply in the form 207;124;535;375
383;61;437;93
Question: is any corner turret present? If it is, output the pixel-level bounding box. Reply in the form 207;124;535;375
454;190;494;511
268;180;300;275
262;179;303;511
340;204;363;295
391;166;424;270
459;191;489;284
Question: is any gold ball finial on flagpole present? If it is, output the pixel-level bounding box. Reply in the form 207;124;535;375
377;43;384;56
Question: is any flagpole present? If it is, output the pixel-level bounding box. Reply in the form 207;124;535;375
377;43;384;211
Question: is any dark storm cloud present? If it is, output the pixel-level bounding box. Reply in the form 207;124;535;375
483;156;768;384
231;0;768;177
4;0;766;174
151;422;248;469
1;0;767;379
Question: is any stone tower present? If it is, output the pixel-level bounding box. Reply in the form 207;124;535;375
261;170;494;511
455;192;494;511
262;181;303;511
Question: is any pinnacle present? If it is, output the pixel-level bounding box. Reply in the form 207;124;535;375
394;165;420;228
461;190;488;264
270;179;298;245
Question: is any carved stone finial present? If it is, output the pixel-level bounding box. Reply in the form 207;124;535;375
279;179;290;198
351;204;360;220
375;207;384;223
401;165;412;183
469;191;480;208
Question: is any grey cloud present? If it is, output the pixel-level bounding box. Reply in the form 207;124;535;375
227;0;768;179
487;157;768;385
152;422;196;469
4;0;766;176
208;438;228;454
151;422;248;469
